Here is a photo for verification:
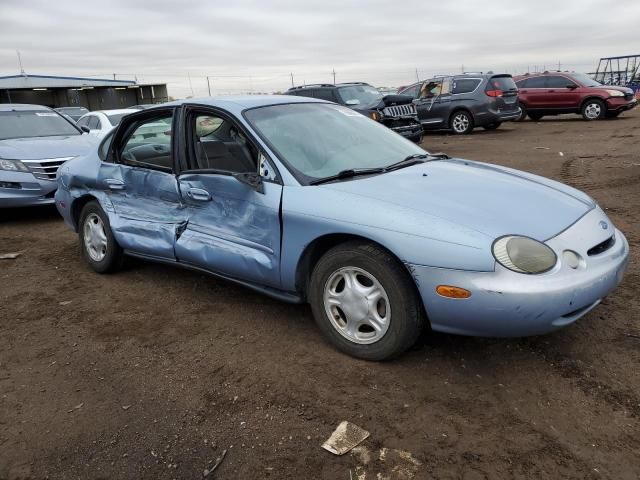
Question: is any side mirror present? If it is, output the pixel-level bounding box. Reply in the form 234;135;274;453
80;125;90;133
345;99;361;106
233;172;264;194
566;84;578;90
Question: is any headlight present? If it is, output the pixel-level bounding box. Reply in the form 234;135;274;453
605;89;624;97
0;159;29;172
492;235;557;274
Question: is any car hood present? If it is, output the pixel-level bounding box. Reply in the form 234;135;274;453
321;159;594;241
0;134;97;160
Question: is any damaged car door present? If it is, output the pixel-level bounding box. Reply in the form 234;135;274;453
174;108;283;287
99;108;186;259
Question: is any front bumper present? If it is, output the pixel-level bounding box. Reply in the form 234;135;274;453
409;208;629;337
607;97;637;112
0;170;58;208
388;122;423;139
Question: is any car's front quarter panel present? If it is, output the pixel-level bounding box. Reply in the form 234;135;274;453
279;185;496;292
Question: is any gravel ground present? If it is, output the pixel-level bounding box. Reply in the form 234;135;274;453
1;109;639;480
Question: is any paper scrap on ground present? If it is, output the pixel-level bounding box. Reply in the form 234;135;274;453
322;421;369;455
0;253;21;260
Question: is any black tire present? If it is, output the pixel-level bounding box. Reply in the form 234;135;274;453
605;111;621;119
516;105;527;122
449;110;474;135
528;113;544;121
308;241;425;361
409;132;423;144
78;201;123;273
581;98;606;121
482;122;502;130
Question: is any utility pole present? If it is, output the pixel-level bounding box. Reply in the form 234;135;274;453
206;76;211;96
187;72;194;97
558;61;561;71
461;64;465;74
332;68;336;84
415;68;419;81
290;72;294;88
113;73;116;80
16;50;25;75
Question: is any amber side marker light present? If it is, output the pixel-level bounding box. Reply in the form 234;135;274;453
436;285;471;299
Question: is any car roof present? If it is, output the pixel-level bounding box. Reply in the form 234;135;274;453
163;95;327;114
0;103;52;112
88;108;138;115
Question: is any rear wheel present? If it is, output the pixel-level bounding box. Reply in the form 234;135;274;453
581;99;605;121
449;110;474;135
483;122;502;130
79;201;123;273
516;105;528;122
308;241;424;361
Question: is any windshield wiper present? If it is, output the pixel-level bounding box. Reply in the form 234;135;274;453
310;153;450;185
309;167;386;185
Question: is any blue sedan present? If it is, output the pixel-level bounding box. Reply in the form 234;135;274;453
0;104;96;208
55;96;629;360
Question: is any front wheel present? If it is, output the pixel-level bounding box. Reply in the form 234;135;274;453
79;201;123;273
581;99;605;121
449;111;474;135
483;122;502;130
308;241;425;361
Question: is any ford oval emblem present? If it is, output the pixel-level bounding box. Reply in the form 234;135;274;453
599;221;609;230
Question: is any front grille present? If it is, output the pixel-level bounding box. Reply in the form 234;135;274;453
587;235;615;256
22;157;73;181
382;104;417;118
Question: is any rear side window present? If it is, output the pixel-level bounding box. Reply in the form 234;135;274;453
520;76;547;88
314;89;337;102
119;112;173;171
452;78;481;94
486;76;517;92
546;75;576;88
87;116;100;130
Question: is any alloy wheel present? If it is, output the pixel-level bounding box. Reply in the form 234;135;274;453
452;113;470;133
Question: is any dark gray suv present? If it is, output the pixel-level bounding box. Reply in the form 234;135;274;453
398;74;521;134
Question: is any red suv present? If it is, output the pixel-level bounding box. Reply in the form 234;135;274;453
514;72;637;121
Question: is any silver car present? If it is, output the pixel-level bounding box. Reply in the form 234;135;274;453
0;104;97;208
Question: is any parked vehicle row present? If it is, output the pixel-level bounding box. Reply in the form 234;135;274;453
286;82;423;142
49;96;628;360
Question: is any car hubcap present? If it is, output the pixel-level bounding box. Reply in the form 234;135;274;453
83;213;108;262
323;267;390;345
585;103;601;119
453;114;469;133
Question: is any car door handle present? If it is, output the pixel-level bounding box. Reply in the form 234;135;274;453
105;178;125;190
187;187;211;202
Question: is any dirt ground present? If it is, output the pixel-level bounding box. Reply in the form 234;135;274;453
1;109;639;480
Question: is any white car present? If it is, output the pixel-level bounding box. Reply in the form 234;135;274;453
76;109;138;139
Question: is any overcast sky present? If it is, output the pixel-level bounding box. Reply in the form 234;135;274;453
1;0;638;98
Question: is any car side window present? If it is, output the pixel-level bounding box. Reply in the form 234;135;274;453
77;116;90;127
119;113;173;171
524;76;547;88
189;112;259;174
315;89;336;102
419;80;442;99
399;84;419;99
452;78;481;94
547;75;576;88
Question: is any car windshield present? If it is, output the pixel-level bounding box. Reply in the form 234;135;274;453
107;113;130;126
336;85;383;107
570;73;602;87
245;103;426;183
0;110;80;140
